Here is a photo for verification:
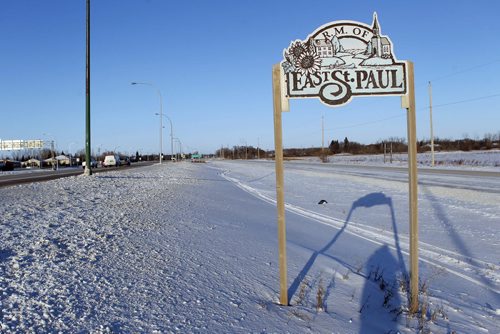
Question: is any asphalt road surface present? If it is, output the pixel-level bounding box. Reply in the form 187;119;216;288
0;161;156;188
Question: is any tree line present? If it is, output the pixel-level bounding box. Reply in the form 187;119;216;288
215;133;500;159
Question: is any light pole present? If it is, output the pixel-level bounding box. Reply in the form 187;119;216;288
43;133;57;170
68;141;77;166
156;113;174;161
84;0;92;176
131;82;164;164
173;137;182;161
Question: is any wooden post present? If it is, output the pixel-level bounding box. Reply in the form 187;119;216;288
402;61;419;313
272;63;288;306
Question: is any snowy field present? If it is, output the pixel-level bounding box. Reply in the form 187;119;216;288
321;150;500;170
0;159;499;333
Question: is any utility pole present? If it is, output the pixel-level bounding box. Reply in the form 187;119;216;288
257;138;260;159
429;81;435;167
321;114;325;156
390;142;393;163
84;0;92;176
383;142;386;163
158;99;163;164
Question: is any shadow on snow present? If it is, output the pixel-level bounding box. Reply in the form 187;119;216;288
287;192;407;332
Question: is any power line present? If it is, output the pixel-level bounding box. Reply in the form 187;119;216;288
323;92;500;132
431;92;500;109
423;58;500;84
324;113;404;132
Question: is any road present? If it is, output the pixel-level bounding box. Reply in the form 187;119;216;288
248;159;500;193
0;161;156;188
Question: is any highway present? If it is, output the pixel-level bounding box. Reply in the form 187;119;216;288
238;159;500;193
0;161;156;188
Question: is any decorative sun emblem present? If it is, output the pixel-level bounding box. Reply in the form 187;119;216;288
295;51;321;75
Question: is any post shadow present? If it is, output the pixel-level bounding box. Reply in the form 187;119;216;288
288;192;408;302
359;245;402;334
355;192;408;283
421;186;499;301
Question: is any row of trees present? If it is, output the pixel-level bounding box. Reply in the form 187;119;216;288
215;146;267;160
214;133;500;159
328;137;408;155
325;133;500;156
327;134;500;156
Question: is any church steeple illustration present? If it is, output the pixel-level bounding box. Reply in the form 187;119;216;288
372;12;380;37
368;12;392;59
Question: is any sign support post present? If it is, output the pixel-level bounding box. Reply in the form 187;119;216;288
272;63;288;306
402;61;419;313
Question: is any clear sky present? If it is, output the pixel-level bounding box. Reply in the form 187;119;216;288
1;0;499;156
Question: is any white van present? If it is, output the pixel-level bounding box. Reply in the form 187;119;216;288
103;155;120;167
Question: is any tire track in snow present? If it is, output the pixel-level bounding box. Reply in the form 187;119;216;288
220;171;500;295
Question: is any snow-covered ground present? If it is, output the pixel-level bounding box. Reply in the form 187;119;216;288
321;150;500;170
0;159;498;333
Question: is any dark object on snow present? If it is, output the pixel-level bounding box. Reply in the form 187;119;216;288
318;200;328;204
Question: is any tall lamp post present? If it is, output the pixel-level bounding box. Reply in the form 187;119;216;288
173;137;182;161
156;113;174;161
131;82;164;164
167;116;174;162
84;0;92;176
43;133;57;170
68;141;77;167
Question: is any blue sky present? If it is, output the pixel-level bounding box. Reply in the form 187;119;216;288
1;0;499;155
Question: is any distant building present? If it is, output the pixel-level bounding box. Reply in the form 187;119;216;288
22;158;41;168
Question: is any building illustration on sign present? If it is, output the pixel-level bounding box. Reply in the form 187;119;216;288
282;13;406;106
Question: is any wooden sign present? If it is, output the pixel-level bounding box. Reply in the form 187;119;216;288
282;13;407;106
272;13;419;313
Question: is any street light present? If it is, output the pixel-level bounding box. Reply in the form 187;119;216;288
84;0;92;176
68;141;78;167
173;137;182;161
131;82;164;164
156;113;174;161
43;133;57;170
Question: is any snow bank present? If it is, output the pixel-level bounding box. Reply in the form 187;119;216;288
302;150;500;170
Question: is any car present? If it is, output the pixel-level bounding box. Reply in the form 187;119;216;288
119;157;131;166
103;155;120;167
82;159;98;169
